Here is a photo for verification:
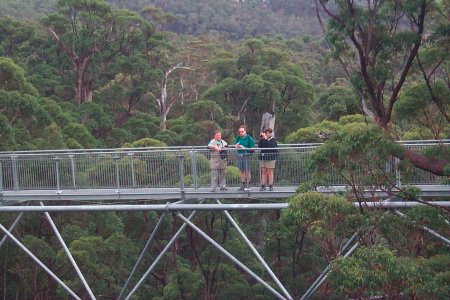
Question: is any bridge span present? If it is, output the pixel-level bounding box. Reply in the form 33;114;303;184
0;140;449;205
0;141;449;300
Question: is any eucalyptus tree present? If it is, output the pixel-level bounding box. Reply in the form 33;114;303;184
316;0;449;175
0;57;55;149
42;0;155;104
205;38;313;136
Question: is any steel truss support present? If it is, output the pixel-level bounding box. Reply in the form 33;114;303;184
0;223;82;299
0;212;23;249
300;232;360;300
40;202;96;299
119;200;186;299
177;212;288;300
124;209;199;300
394;210;450;246
118;209;169;299
217;200;293;300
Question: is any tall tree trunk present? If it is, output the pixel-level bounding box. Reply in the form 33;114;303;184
75;57;91;105
160;111;167;131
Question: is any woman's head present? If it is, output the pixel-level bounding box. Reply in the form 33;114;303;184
214;130;222;140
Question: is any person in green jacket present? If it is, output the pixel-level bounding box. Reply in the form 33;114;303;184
234;125;255;191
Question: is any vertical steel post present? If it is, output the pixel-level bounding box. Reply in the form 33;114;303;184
125;208;199;300
12;156;19;191
54;157;61;190
70;155;76;189
178;153;185;198
0;223;82;300
217;200;293;300
394;157;401;188
0;212;23;250
40;202;96;299
114;155;120;189
0;161;3;192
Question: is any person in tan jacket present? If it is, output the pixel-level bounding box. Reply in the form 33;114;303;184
208;130;228;191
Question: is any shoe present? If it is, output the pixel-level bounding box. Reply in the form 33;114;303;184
210;187;217;192
238;183;245;191
269;185;273;191
220;186;227;191
244;183;250;192
259;185;266;191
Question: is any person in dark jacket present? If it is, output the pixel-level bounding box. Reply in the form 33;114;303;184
258;128;278;191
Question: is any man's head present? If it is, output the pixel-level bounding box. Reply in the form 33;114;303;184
264;128;273;138
238;125;247;137
214;130;222;140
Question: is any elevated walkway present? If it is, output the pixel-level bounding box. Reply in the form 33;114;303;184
0;140;449;205
0;141;448;300
1;185;449;203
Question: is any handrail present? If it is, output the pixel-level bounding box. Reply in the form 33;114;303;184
0;140;448;158
0;142;447;192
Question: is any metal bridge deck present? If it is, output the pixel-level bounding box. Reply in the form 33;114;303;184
1;184;448;204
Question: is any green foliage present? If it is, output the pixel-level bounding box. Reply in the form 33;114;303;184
0;57;37;95
0;1;448;299
285;120;339;143
0;113;15;150
78;102;114;137
123;137;167;148
338;114;366;124
185;100;224;122
402;127;435;140
153;130;179;145
34;122;67;149
62;122;98;148
397;186;422;201
0;0;57;19
205;38;314;135
330;246;421;298
395;82;449;138
122;114;160;141
226;166;241;182
309;121;405;190
314;80;360;121
288;192;360;235
125;0;319;39
162;260;202;299
406;205;449;229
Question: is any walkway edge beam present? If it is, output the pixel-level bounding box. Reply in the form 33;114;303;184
0;202;450;212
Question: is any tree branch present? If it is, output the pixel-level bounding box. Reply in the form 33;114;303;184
48;28;78;65
387;1;427;121
416;54;450;123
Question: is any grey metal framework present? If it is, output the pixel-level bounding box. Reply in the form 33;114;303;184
0;141;449;299
0;141;449;204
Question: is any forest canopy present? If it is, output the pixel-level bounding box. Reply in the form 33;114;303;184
0;0;449;299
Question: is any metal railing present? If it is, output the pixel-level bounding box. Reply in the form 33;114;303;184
0;141;448;192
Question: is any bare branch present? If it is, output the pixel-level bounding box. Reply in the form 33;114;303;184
48;28;78;64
